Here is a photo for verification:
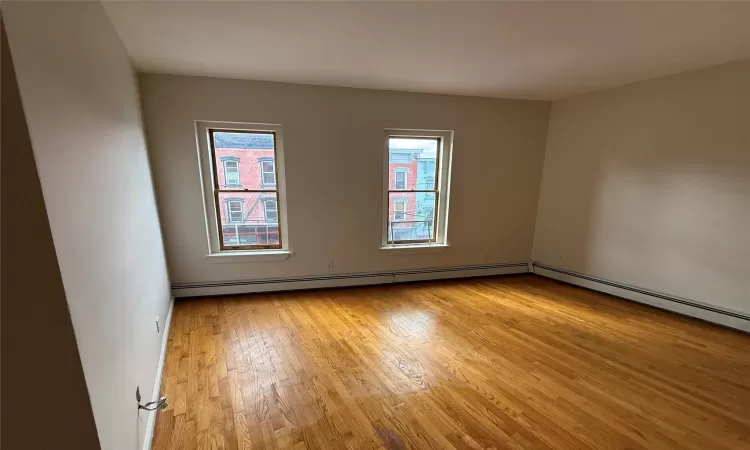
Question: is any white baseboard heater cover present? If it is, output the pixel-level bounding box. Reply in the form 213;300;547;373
172;262;530;298
532;262;749;333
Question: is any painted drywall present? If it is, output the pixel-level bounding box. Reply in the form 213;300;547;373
533;60;750;315
1;19;100;449
138;74;550;284
105;1;750;101
3;3;172;449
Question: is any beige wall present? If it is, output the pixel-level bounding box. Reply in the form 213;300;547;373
1;18;100;449
533;60;750;315
139;74;550;284
3;3;171;449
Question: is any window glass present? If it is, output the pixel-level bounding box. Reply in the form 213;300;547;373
211;130;282;249
386;136;440;244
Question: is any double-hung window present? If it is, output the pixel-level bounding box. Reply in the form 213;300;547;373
394;169;407;190
383;129;452;247
263;198;278;222
222;159;240;186
393;199;407;221
259;158;276;187
227;199;244;223
197;122;289;254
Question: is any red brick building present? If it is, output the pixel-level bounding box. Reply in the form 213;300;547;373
213;132;279;246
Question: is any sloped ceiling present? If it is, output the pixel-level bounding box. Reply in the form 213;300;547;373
104;1;750;100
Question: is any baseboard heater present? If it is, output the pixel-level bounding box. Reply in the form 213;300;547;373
531;262;750;333
172;262;530;298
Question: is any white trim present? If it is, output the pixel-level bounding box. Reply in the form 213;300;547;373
172;262;529;297
141;295;175;450
195;121;291;255
206;249;292;263
226;199;243;223
380;243;449;254
532;263;750;333
392;198;407;222
222;160;240;187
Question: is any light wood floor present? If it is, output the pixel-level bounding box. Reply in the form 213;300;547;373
152;275;750;449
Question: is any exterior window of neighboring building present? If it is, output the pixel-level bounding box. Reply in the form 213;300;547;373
263;198;278;223
198;122;289;252
393;199;406;221
394;169;407;190
383;129;453;246
223;160;240;186
260;159;276;187
227;200;243;223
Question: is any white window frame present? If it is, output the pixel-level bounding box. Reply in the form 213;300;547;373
393;199;407;221
381;129;453;251
260;159;276;187
227;199;243;223
223;160;240;186
263;197;278;223
394;168;408;190
196;121;291;261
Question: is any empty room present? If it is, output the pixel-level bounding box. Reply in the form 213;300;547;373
1;1;748;449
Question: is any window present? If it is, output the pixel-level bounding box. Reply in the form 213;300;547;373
223;159;240;186
227;200;243;223
383;129;452;247
263;198;278;222
260;159;276;187
197;121;288;253
394;169;407;190
393;199;406;221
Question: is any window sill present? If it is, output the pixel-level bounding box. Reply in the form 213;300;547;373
206;250;292;263
379;244;449;255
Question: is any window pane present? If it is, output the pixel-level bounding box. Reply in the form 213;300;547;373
218;192;280;247
261;160;276;186
263;198;278;223
387;192;436;242
388;137;438;190
213;131;277;190
394;171;406;190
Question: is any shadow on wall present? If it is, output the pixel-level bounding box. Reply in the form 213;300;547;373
1;19;100;449
537;60;750;314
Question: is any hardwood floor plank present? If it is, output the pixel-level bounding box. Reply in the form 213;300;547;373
151;275;750;449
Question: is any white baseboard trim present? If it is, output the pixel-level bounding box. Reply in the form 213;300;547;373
532;262;750;333
141;295;175;450
172;262;531;298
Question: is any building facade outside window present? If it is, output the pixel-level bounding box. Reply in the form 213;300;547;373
197;122;289;252
226;199;243;223
383;129;453;247
221;158;241;187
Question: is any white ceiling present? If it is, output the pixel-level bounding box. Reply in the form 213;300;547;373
103;1;750;101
